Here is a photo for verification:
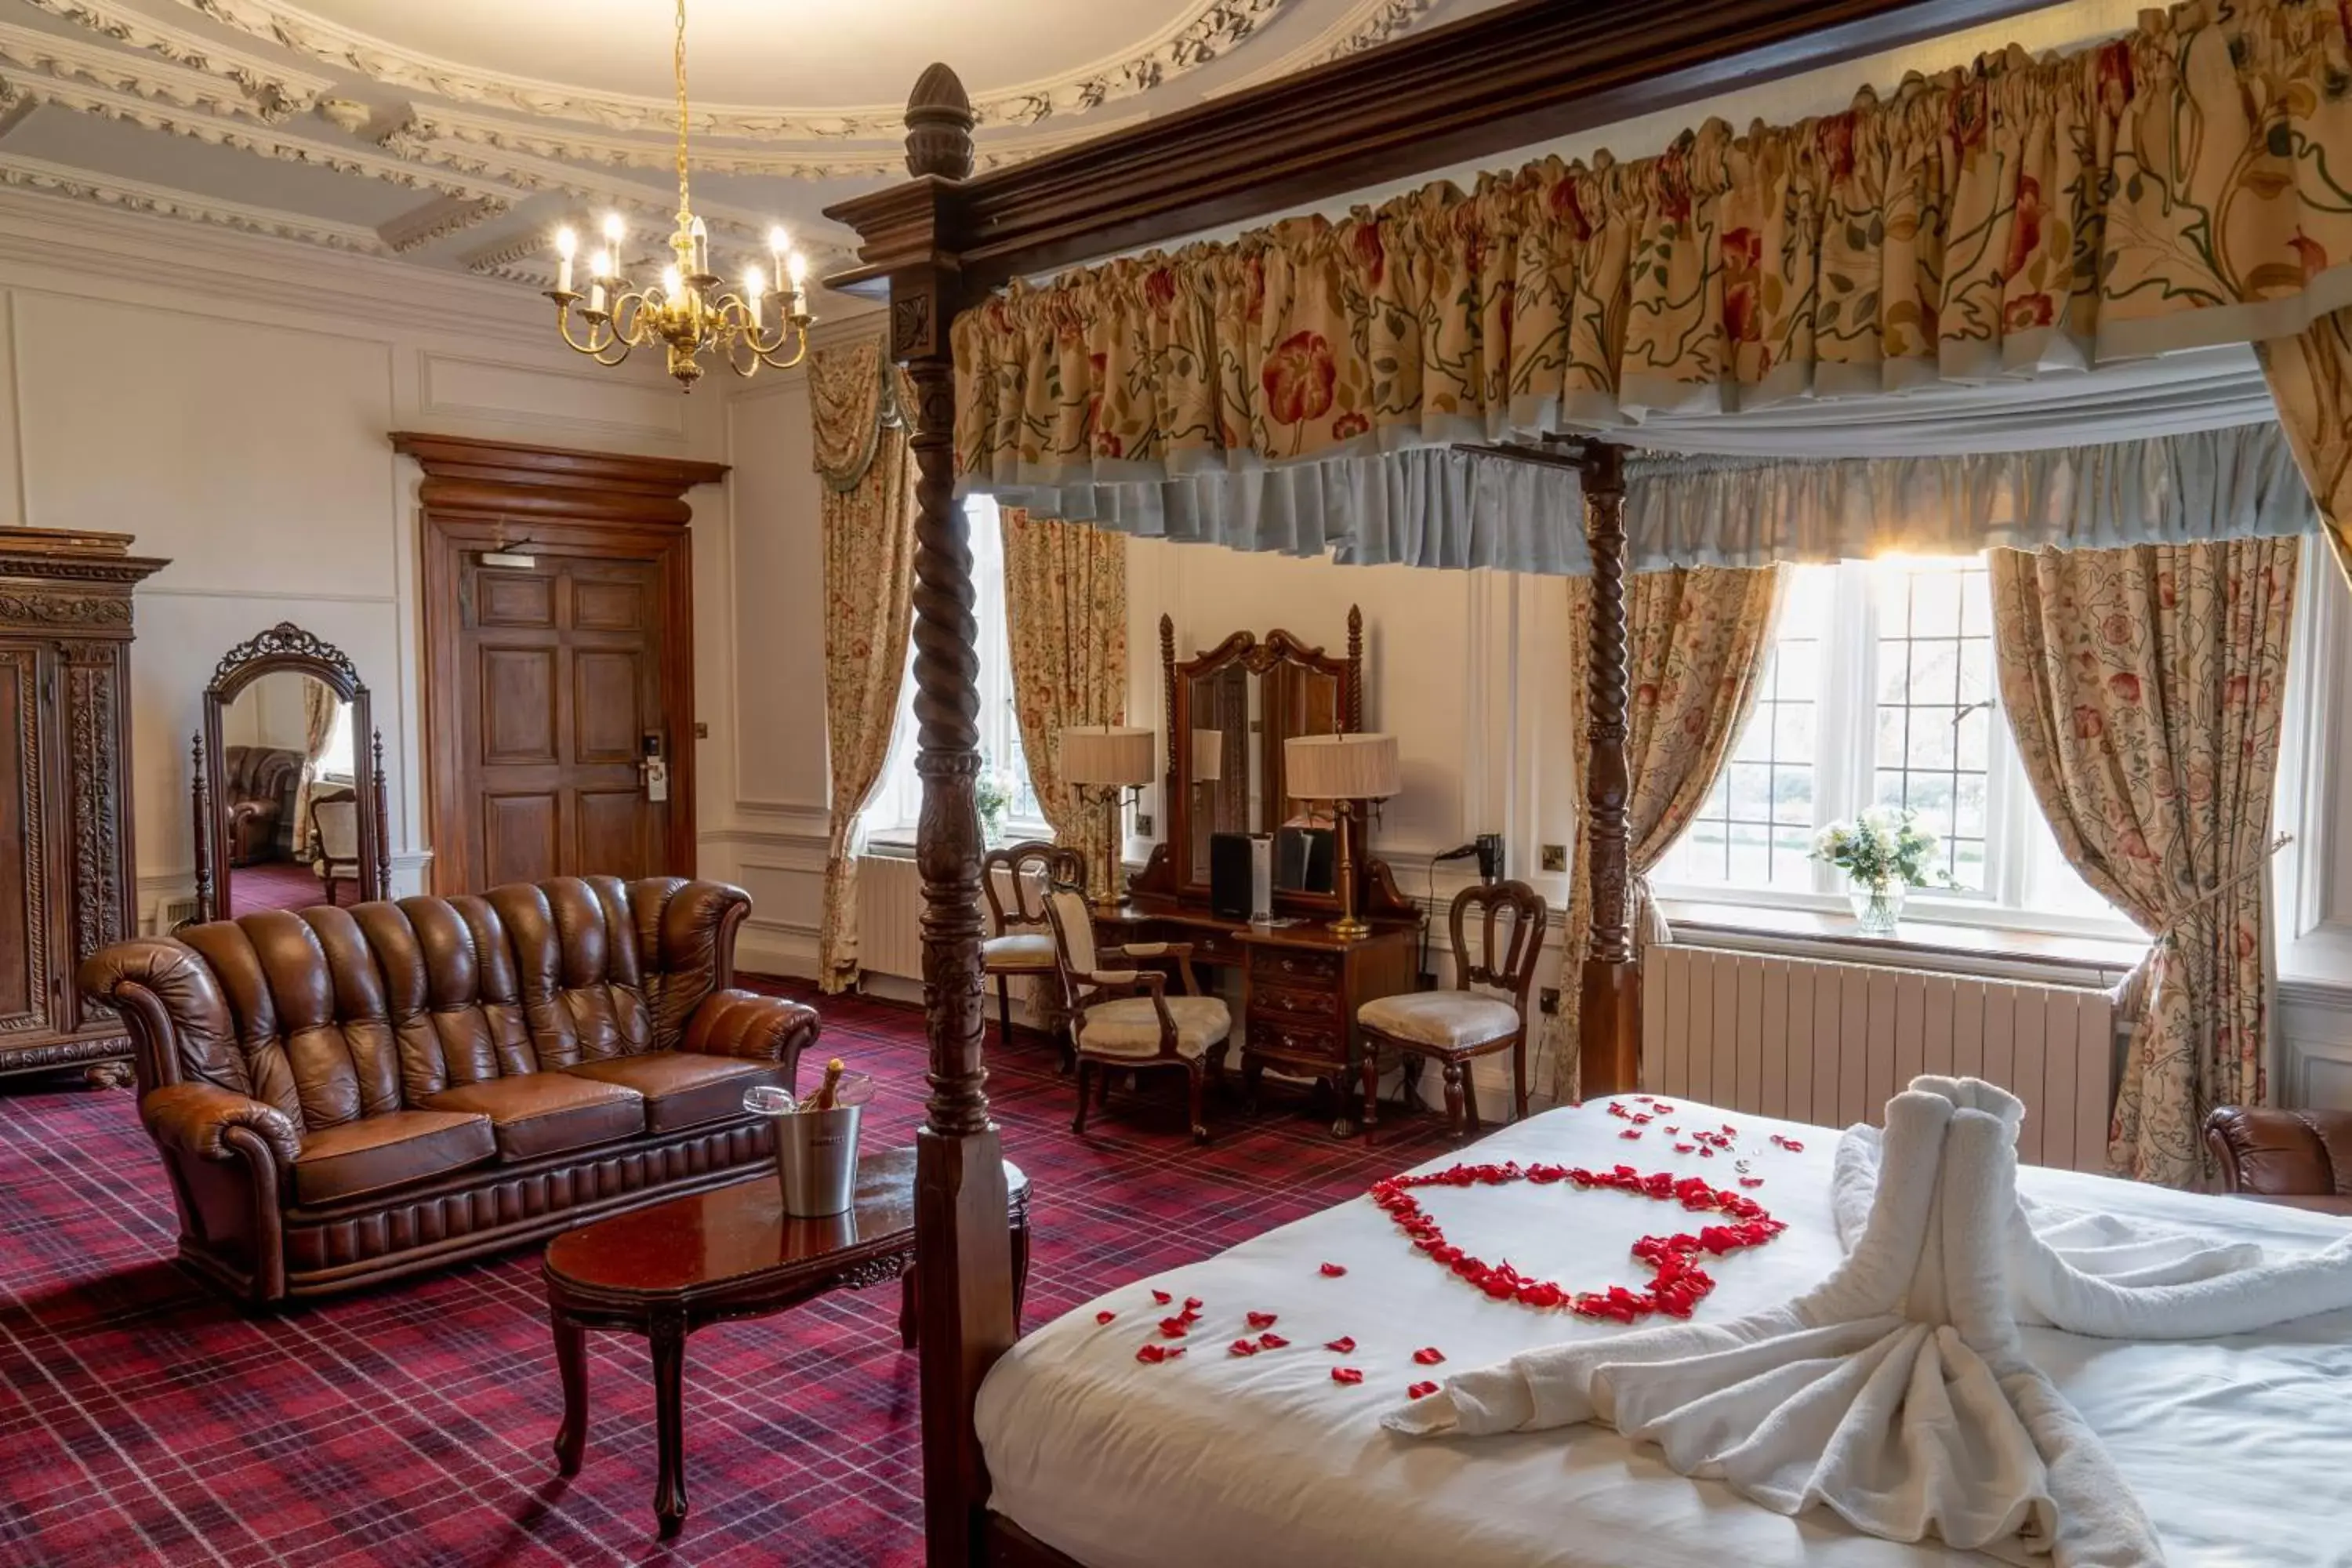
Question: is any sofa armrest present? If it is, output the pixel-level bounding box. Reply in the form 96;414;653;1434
141;1082;301;1166
2205;1105;2352;1198
683;989;821;1078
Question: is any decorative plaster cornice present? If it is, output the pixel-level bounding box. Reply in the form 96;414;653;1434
390;104;1098;182
1216;0;1441;93
376;191;508;253
0;151;388;253
0;68;515;201
459;227;554;288
0;20;286;122
16;0;335;121
160;0;1291;138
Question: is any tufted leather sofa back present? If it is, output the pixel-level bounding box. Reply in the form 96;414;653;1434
100;876;747;1137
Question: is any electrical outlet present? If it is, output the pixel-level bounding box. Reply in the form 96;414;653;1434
1136;813;1154;837
1540;843;1567;873
693;721;709;739
1538;986;1561;1014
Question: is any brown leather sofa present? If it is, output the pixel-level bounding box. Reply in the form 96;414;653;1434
2205;1106;2352;1217
81;877;821;1304
223;744;303;865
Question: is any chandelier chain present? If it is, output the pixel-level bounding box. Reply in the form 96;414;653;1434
673;0;690;224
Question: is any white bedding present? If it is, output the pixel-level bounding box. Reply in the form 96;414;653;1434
976;1102;2352;1568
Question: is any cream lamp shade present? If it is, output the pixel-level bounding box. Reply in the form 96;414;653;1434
1061;724;1155;786
1283;732;1400;800
1191;728;1225;783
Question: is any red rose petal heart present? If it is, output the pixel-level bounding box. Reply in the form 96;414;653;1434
1324;1335;1356;1354
1407;1381;1439;1400
1257;1332;1288;1349
1095;1310;1116;1324
1247;1312;1278;1329
1412;1347;1445;1366
1330;1367;1363;1385
1319;1262;1347;1277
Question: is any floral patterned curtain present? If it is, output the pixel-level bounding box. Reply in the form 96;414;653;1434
812;338;919;993
953;1;2352;507
1989;537;2299;1187
289;678;339;865
2259;306;2352;581
1541;564;1785;1102
1001;510;1128;880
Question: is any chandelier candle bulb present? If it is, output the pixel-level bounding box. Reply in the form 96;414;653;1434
587;253;609;314
554;227;576;295
688;216;710;278
744;267;763;329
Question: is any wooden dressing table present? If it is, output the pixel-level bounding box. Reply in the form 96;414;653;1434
1112;607;1423;1136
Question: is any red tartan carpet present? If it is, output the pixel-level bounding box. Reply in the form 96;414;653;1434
0;981;1458;1567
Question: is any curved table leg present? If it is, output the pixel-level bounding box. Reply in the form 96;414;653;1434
551;1305;587;1477
650;1311;689;1538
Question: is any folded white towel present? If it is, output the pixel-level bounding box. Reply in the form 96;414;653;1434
1385;1076;2352;1566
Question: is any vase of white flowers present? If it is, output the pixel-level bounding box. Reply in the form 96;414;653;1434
1811;807;1948;937
975;770;1012;846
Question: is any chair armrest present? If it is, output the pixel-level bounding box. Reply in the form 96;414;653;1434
1081;968;1164;996
140;1082;300;1165
2205;1106;2352;1197
683;988;822;1075
1099;942;1202;995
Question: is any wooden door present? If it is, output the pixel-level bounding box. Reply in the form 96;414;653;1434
459;555;668;887
0;639;56;1039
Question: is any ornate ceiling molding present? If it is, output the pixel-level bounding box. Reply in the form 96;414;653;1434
16;0;336;121
158;0;1292;138
388;104;1101;182
0;68;508;200
376;191;506;252
0;150;388;252
0;20;286;122
1216;0;1440;93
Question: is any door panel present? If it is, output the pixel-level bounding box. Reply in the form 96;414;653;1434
0;647;45;1030
457;554;670;889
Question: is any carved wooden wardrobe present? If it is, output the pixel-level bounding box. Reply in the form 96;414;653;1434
0;529;167;1084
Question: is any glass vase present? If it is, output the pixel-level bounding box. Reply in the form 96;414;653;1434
1847;876;1906;936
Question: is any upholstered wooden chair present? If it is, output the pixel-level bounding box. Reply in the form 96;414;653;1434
1043;887;1231;1143
1357;880;1547;1142
982;840;1086;1062
309;796;361;906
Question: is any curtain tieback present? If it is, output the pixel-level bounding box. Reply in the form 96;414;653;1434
2110;833;2292;1017
1628;871;1675;949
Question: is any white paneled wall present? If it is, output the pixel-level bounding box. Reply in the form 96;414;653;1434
0;190;728;928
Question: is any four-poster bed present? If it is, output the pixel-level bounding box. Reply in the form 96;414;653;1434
818;0;2352;1561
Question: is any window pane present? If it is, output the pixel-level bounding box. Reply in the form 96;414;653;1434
1663;563;1828;893
1869;557;1991;893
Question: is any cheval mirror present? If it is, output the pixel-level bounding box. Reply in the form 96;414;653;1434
191;622;390;923
1131;605;1408;919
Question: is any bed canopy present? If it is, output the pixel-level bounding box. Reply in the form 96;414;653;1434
818;1;2352;1560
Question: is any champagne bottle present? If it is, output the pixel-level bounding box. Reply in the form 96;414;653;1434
811;1057;848;1112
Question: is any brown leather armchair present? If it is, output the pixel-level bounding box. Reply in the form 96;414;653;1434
2204;1106;2352;1217
223;745;303;864
82;876;821;1305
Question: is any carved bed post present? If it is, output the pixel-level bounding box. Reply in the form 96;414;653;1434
891;64;1018;1568
190;732;216;924
1579;442;1641;1097
371;729;394;900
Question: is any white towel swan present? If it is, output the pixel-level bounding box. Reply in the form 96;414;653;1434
1383;1076;2352;1566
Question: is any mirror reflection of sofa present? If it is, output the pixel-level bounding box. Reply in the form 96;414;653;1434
223;745;302;865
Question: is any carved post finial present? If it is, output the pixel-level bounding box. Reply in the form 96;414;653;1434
906;63;976;181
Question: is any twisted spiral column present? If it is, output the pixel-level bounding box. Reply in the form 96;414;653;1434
1581;442;1633;967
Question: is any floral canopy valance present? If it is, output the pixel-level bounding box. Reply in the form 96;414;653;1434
952;0;2352;554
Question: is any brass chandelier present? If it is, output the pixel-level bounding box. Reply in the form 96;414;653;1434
544;0;814;390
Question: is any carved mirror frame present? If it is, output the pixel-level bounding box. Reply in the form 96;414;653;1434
191;622;391;924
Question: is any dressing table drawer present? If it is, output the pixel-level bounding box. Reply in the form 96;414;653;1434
1253;982;1341;1024
1246;1017;1345;1066
1249;946;1341;986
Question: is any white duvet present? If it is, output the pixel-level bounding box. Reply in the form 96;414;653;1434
975;1100;2352;1568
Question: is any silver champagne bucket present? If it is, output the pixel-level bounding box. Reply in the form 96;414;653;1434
771;1102;863;1217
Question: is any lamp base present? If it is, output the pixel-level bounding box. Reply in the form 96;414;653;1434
1327;914;1371;941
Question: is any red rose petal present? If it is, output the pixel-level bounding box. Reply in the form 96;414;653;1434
1324;1336;1356;1354
1620;1129;1643;1140
1247;1312;1278;1329
1674;1143;1695;1153
1782;1139;1804;1152
1229;1339;1260;1357
1319;1262;1348;1277
1258;1332;1288;1349
1412;1347;1445;1366
1330;1367;1363;1385
1158;1318;1189;1338
1095;1310;1116;1324
1407;1381;1439;1399
1152;1289;1173;1305
1135;1343;1186;1364
1740;1177;1766;1188
1185;1296;1203;1311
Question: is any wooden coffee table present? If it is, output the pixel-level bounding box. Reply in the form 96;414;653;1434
542;1146;1031;1537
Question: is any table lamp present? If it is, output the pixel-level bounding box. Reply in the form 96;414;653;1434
1282;732;1400;938
1062;724;1155;912
1191;728;1224;785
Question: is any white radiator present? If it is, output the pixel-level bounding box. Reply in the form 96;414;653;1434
857;853;927;982
1642;946;2118;1174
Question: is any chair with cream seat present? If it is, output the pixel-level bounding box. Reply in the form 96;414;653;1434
1044;887;1231;1143
1357;880;1546;1142
981;840;1086;1064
